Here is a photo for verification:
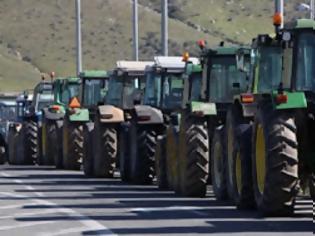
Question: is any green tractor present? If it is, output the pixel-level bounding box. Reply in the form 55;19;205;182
223;19;315;216
125;56;198;185
161;46;250;197
41;77;80;167
62;70;108;171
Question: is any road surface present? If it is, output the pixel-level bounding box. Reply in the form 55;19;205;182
0;165;313;236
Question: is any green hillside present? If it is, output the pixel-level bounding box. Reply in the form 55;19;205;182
0;0;309;91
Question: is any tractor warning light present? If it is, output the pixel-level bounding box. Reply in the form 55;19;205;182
273;12;282;26
182;52;190;62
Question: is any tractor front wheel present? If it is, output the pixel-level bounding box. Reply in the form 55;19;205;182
83;122;94;177
24;120;38;165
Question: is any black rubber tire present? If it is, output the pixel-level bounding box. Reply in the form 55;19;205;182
0;145;5;164
119;126;132;182
155;136;168;190
40;120;56;166
252;104;299;216
309;174;315;201
8;126;19;165
210;126;228;200
83;122;94;177
179;115;209;197
225;106;245;199
93;118;117;178
231;124;255;209
54;120;64;169
62;119;83;170
130;128;157;184
24;120;38;165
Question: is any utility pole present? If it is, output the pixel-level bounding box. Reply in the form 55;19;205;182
75;0;82;75
132;0;139;61
161;0;168;56
311;0;314;19
274;0;284;32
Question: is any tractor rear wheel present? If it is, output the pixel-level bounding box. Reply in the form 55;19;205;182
231;124;255;209
62;120;83;170
40;120;56;165
24;120;38;165
179;115;209;197
155;136;168;190
83;122;94;177
119;126;132;182
0;145;5;164
252;105;299;216
130;128;156;184
93;119;117;178
211;126;228;200
54;120;64;169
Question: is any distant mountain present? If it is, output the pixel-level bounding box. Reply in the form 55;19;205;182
0;0;310;91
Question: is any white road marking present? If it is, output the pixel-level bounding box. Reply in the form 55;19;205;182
0;221;55;231
36;226;89;236
0;202;37;210
1;177;117;235
0;172;11;177
131;205;234;212
0;209;63;220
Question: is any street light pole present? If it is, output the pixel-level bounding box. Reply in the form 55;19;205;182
275;0;284;32
311;0;314;19
132;0;139;61
75;0;82;75
161;0;168;56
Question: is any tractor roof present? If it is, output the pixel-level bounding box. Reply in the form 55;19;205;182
116;61;154;72
79;70;108;78
285;19;315;30
212;47;246;56
186;63;202;75
153;56;199;70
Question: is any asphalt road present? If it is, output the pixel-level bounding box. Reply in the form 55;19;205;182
0;165;313;236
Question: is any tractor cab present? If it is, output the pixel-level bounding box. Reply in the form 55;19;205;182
201;47;249;115
106;61;153;110
144;56;198;113
79;70;109;118
16;91;33;122
53;77;81;108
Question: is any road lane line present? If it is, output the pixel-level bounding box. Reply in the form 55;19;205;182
131;205;234;212
0;209;63;220
0;203;37;210
37;226;88;236
5;177;117;236
0;221;55;231
0;173;11;177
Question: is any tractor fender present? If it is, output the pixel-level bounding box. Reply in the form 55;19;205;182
98;105;124;123
42;108;64;121
134;105;164;125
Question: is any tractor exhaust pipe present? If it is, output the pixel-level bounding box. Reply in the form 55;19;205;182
274;0;284;33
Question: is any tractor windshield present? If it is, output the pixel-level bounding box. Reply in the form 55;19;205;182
189;72;202;101
61;83;80;104
256;47;282;93
161;73;184;110
106;75;144;109
209;56;247;103
83;79;108;107
37;94;54;111
144;72;161;107
295;31;315;91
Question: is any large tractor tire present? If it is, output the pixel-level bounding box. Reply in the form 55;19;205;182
119;125;132;182
166;126;179;191
62;119;83;170
24;120;38;165
211;126;228;200
155;136;168;190
93;118;117;178
83;122;94;177
8;126;20;164
230;124;255;209
40;120;56;166
130;128;157;184
54;120;64;169
309;175;315;201
252;104;299;216
178;114;209;197
0;146;5;164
